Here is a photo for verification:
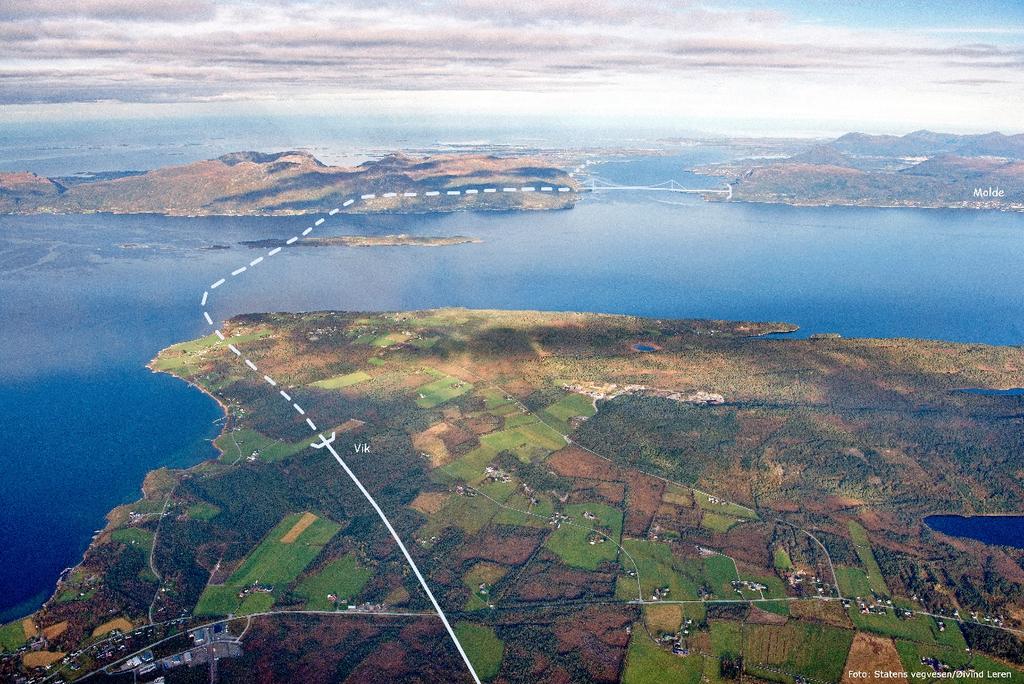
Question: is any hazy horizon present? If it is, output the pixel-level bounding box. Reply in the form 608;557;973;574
2;0;1023;134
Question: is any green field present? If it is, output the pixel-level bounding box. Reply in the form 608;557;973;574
709;619;742;655
415;374;473;408
195;512;340;615
0;620;27;652
152;330;270;373
187;502;222;521
479;419;566;457
701;511;742;533
295;553;372;610
111;527;155;555
615;538;701;601
541;393;597;433
744;622;854;683
622;630;703;684
545;502;623;570
773;547;794;571
311;370;371;389
835;565;874;598
440;444;499;484
455;623;505;681
848;606;966;649
214;428;309;463
848;521;889;596
703;555;739;597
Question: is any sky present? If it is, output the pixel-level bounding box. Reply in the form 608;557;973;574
2;0;1023;135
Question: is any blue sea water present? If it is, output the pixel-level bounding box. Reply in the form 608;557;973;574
2;152;1024;620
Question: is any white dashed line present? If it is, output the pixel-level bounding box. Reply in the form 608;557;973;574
195;176;585;684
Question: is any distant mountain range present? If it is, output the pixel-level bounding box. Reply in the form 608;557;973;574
696;130;1024;210
0;151;577;216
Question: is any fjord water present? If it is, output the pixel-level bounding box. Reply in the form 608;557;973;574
2;156;1024;620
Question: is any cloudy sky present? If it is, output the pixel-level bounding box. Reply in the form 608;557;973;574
3;0;1023;134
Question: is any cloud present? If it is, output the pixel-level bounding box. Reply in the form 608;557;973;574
0;0;1021;131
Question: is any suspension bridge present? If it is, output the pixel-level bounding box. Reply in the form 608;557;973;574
583;176;733;200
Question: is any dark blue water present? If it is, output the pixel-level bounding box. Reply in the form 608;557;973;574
925;516;1024;549
2;153;1024;619
954;388;1024;396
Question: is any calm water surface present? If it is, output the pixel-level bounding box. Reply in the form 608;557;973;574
925;516;1024;550
2;155;1024;619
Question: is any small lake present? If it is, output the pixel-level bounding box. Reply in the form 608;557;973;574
925;515;1024;550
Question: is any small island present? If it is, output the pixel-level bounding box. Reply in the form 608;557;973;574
239;234;482;248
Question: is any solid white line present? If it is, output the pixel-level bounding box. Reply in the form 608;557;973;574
244;359;258;371
279;390;292;401
201;291;208;306
293;403;304;415
264;375;277;386
249;257;264;267
314;218;325;226
286;237;298;245
305;417;317;431
268;247;282;256
228;344;241;356
343;199;355;207
211;278;225;289
231;266;246;276
203;311;213;325
318;439;481;684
